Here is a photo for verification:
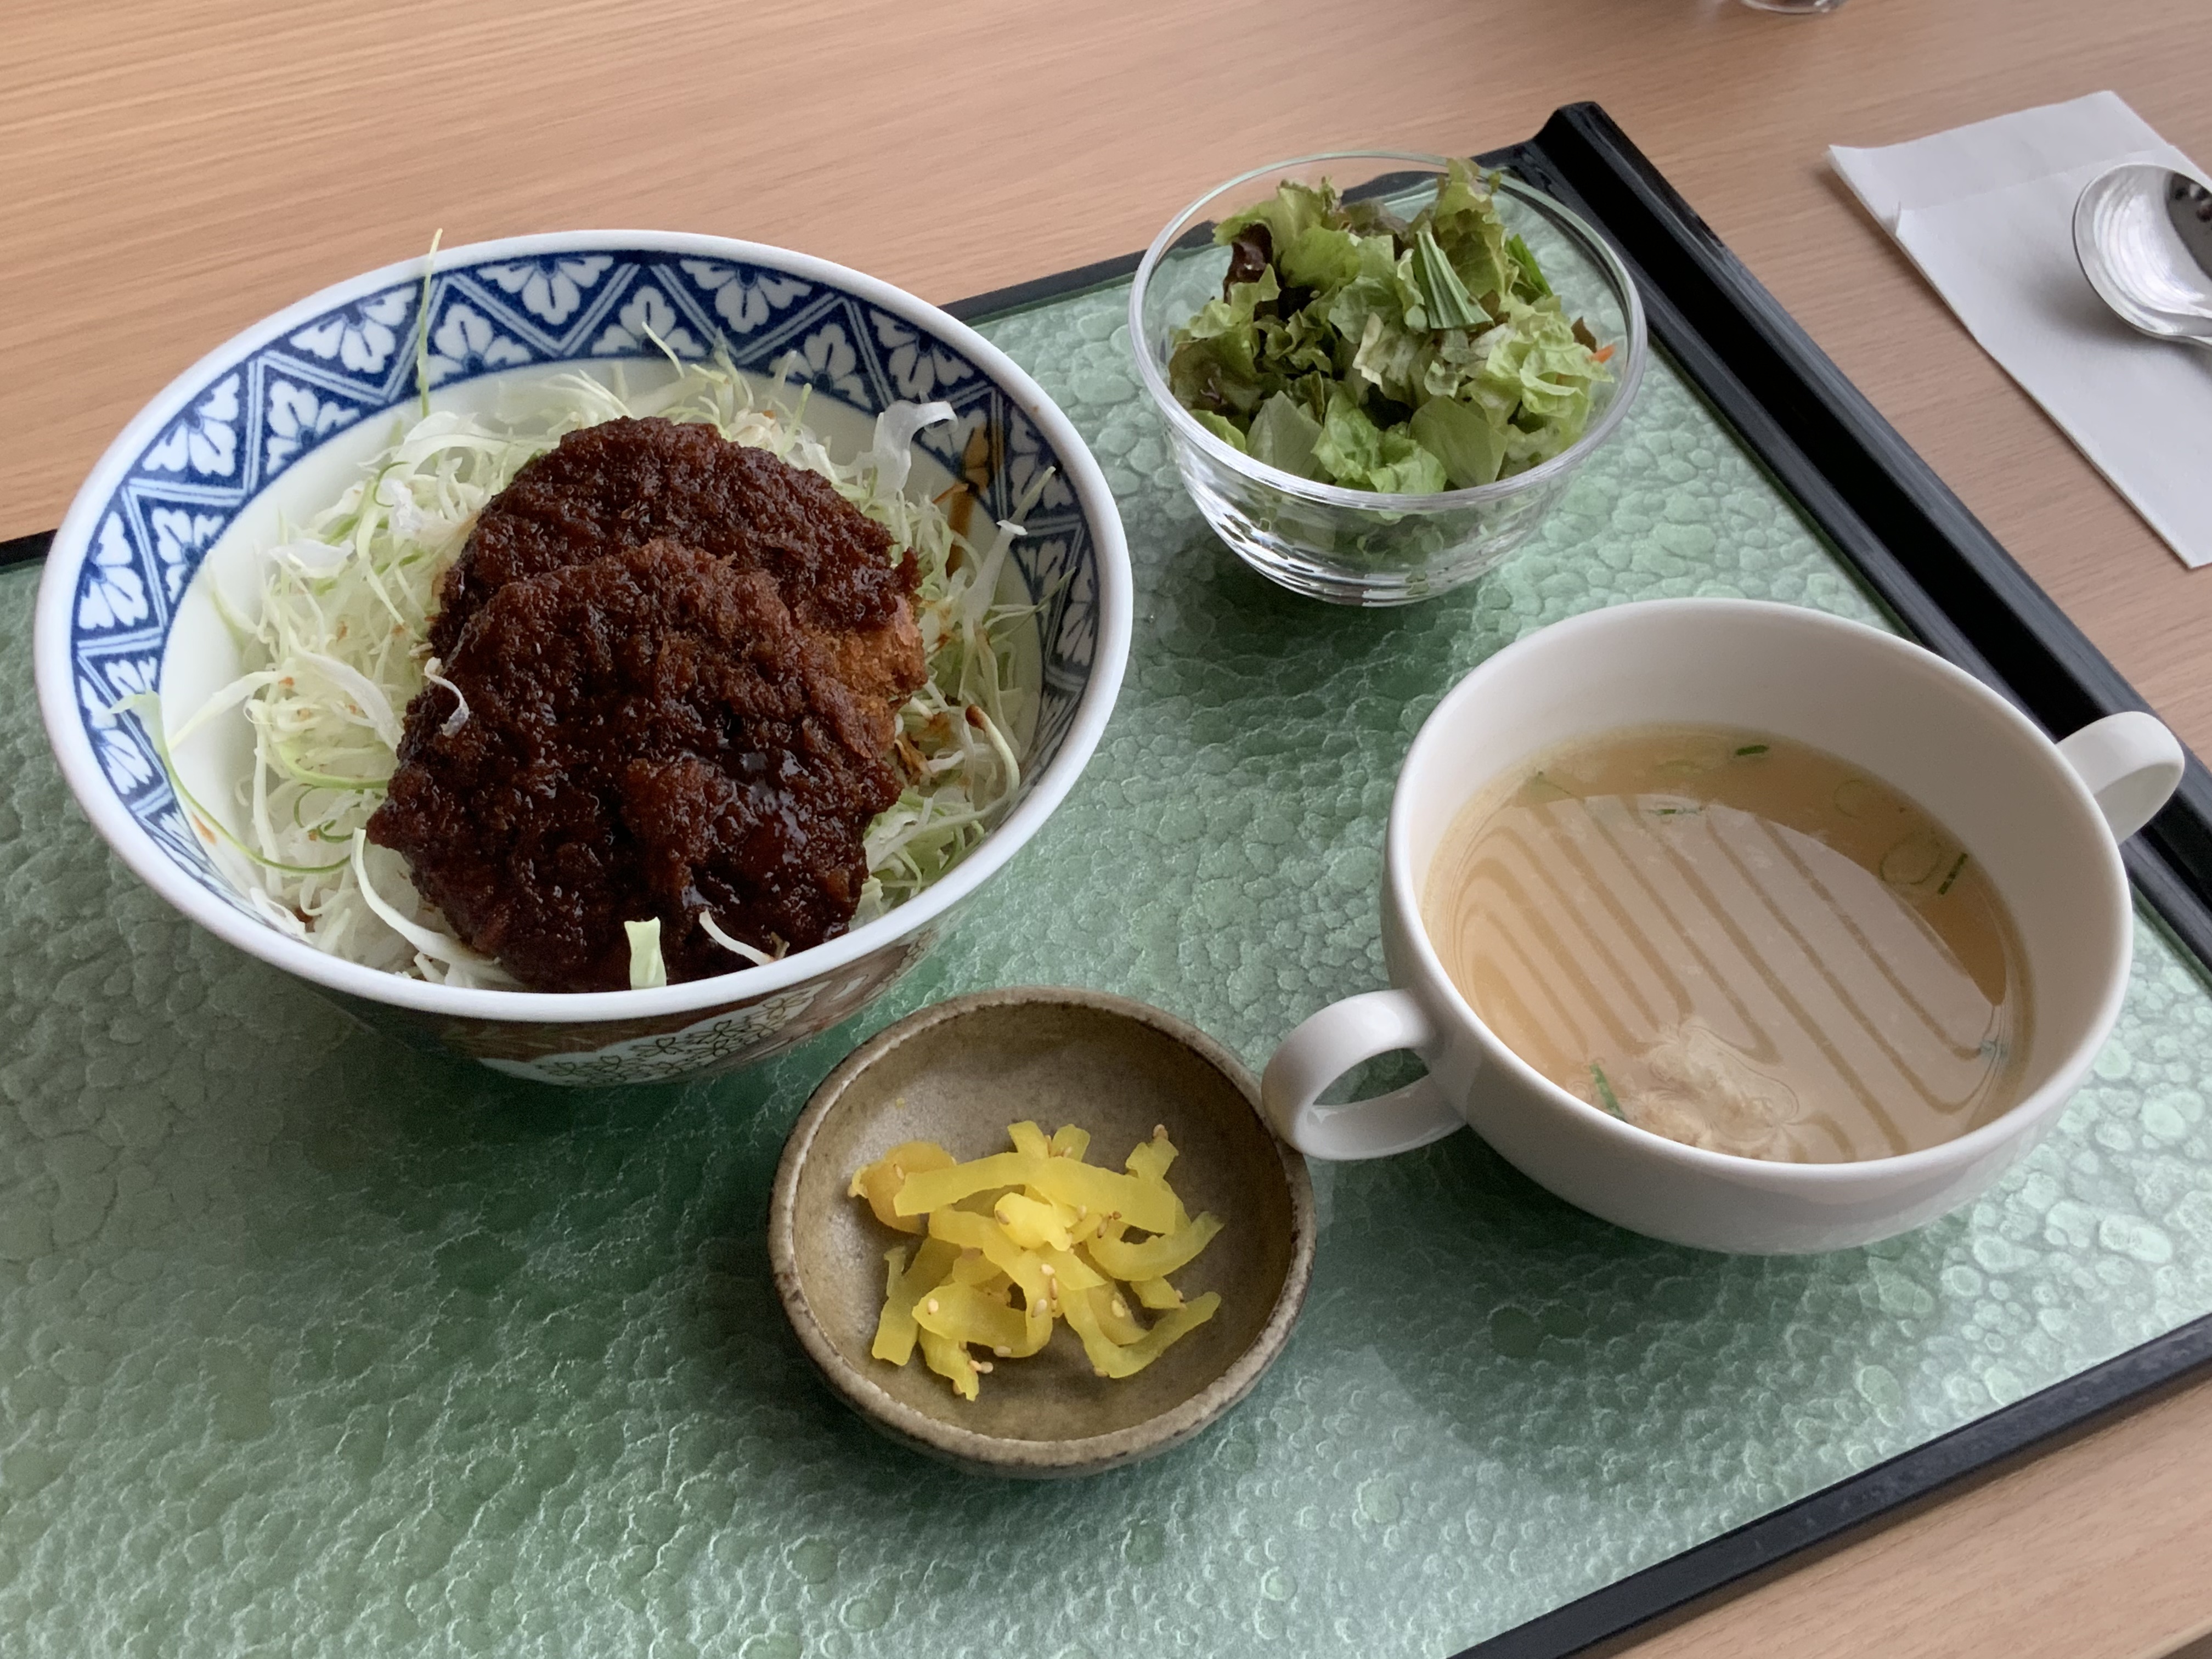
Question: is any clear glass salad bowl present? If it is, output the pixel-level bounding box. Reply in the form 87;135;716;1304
1129;151;1648;606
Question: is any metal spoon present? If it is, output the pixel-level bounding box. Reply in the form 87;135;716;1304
2073;162;2212;346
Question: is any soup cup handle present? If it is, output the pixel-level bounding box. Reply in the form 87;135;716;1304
1260;990;1464;1160
2057;712;2186;843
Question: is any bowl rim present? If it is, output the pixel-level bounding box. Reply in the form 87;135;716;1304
1127;148;1650;511
766;985;1317;1476
33;229;1133;1025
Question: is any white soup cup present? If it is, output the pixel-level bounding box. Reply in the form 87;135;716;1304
1260;599;2185;1254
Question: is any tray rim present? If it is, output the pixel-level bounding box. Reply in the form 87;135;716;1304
1435;104;2212;1657
908;104;2212;1658
7;98;2212;1659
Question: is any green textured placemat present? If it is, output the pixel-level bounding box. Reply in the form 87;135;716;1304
8;287;2212;1659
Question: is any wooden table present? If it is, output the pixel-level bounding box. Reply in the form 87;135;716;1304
7;0;2210;1651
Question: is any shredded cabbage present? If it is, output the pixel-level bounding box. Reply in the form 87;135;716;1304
143;352;1043;989
625;918;669;990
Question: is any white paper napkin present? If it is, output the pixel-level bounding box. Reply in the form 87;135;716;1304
1830;92;2212;569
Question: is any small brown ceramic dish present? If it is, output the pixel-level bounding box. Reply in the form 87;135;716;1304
769;986;1315;1477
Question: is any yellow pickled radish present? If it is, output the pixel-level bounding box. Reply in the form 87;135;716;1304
853;1119;1225;1400
847;1139;957;1234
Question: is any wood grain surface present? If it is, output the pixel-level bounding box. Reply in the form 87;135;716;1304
7;0;2211;1652
1618;1376;2212;1659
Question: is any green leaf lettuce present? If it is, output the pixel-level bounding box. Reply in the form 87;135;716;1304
1169;161;1615;497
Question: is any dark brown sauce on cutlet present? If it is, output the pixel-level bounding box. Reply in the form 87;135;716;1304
366;421;927;993
428;416;916;657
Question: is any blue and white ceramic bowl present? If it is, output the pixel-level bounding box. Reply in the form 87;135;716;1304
33;233;1132;1085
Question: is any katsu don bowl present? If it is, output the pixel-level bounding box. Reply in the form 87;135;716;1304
35;233;1132;1084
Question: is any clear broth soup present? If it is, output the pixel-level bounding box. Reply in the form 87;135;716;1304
1421;725;2030;1163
